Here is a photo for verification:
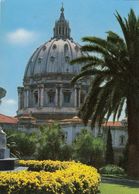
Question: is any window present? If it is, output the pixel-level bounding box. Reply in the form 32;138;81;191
64;44;68;53
64;131;68;140
64;91;71;103
50;56;55;63
65;56;70;63
42;45;47;51
75;45;79;52
48;92;55;104
119;135;125;145
34;91;38;105
38;57;42;63
52;44;57;49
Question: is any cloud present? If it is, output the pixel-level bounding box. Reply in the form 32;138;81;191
0;98;17;116
6;28;38;45
2;99;17;105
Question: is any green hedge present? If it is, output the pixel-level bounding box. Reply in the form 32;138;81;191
99;165;125;175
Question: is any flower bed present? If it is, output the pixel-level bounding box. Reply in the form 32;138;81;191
19;159;71;172
0;160;100;194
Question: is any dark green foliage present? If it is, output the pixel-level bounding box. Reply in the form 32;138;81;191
6;130;36;158
73;129;104;168
105;127;114;164
60;144;73;161
36;124;72;161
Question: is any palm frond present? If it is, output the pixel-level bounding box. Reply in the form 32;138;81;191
81;45;108;56
70;56;103;65
82;37;107;47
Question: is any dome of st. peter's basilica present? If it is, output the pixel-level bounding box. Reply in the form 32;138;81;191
17;6;88;121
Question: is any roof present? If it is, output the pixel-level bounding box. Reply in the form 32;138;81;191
0;114;18;124
24;7;82;81
24;38;82;80
102;121;123;127
45;116;91;125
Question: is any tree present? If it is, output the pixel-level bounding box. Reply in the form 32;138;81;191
105;127;114;164
73;129;104;168
0;87;6;103
36;123;72;160
71;9;139;178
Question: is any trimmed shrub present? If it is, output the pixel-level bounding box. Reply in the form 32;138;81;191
99;164;125;175
0;160;100;194
19;160;69;172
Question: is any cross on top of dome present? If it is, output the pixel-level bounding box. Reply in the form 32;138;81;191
59;3;65;21
53;5;71;39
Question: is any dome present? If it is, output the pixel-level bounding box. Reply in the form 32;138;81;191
17;6;88;121
24;38;82;80
24;6;82;82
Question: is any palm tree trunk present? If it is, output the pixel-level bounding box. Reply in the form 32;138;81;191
127;94;139;179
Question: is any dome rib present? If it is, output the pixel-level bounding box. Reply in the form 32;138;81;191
32;45;45;76
44;39;57;74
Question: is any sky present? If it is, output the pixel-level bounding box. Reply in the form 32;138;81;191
0;0;139;117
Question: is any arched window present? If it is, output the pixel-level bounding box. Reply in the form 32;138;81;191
75;45;79;52
38;57;42;63
52;44;57;50
50;56;55;63
33;90;38;105
65;56;70;63
64;44;68;53
42;45;47;51
48;90;55;104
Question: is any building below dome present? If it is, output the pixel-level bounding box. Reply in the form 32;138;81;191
17;6;88;121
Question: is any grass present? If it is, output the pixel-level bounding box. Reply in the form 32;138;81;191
100;183;139;194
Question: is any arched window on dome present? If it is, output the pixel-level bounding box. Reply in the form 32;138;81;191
64;44;68;53
65;56;70;63
50;56;55;63
33;90;39;106
38;57;42;63
52;44;57;50
75;45;79;52
42;45;47;51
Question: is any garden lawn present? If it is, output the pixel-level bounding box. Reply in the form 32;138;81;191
100;183;139;194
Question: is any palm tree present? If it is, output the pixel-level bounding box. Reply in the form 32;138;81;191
71;9;139;178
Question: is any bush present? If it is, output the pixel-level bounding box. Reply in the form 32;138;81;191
99;164;125;175
6;130;36;158
0;160;100;194
73;129;105;168
36;124;71;160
